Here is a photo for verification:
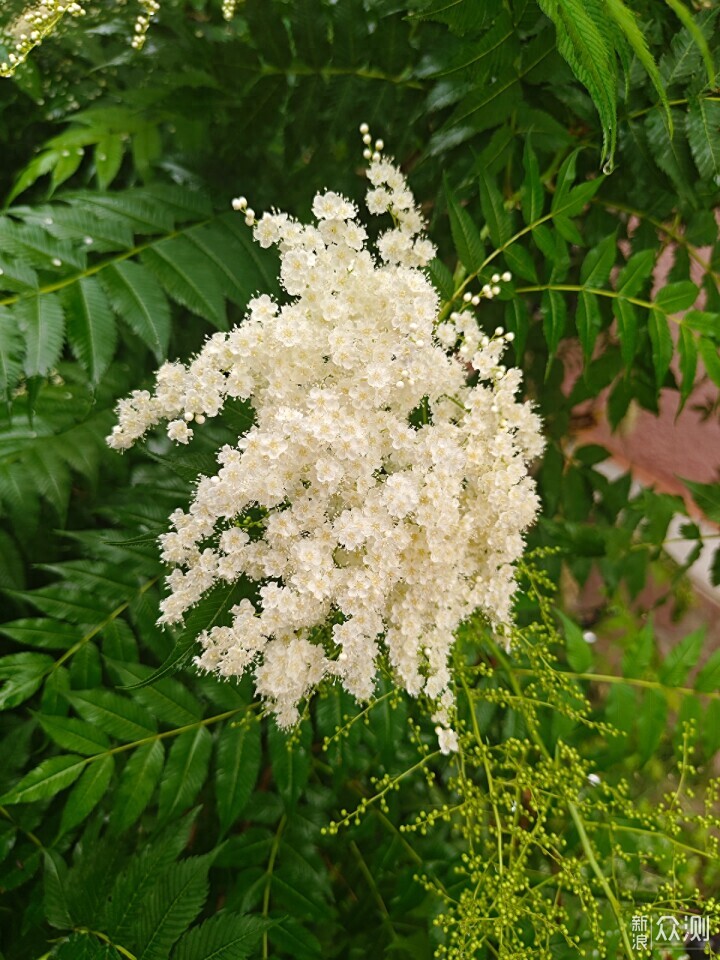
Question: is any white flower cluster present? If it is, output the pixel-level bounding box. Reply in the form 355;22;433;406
108;127;544;752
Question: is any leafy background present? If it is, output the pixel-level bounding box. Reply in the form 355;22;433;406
0;0;719;957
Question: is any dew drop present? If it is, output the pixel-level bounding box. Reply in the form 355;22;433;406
602;158;615;175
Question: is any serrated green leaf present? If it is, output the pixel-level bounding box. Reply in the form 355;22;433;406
132;853;212;960
655;281;698;314
521;139;543;226
503;244;537;282
686;97;720;180
60;755;114;834
110;739;165;834
38;715;111;757
695;649;720;694
580;234;617;287
444;175;484;272
478;166;511;247
678;326;697;407
637;688;667;764
648;308;673;385
101;260;170;362
664;0;715;86
68;689;157;742
44;849;73;928
216;719;261;835
617;249;655;297
95;134;125;190
0;651;53;710
269;719;312;808
63;277;117;383
698;337;720;388
426;258;455;301
126;581;251;688
537;0;617;162
576;290;602;361
682;478;720;524
612;298;638;366
0;310;24;399
541;288;567;359
645;109;695;199
556;609;593;672
157;727;212;825
504;297;529;359
1;754;84;805
605;0;671;134
683;311;720;339
172;913;269;960
660;627;705;687
142;237;227;329
0;617;78;650
15;295;65;378
107;659;203;727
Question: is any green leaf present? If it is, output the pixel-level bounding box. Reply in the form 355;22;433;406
0;311;25;399
110;740;165;834
0;754;84;805
617;249;655;297
426;258;455;301
50;148;84;194
101;261;171;362
682;478;720;524
695;649;720;694
142;237;227;329
678;326;697;407
557;610;593;672
38;715;111;756
216;718;261;835
660;627;705;687
269;719;312;808
0;617;78;650
655;281;698;314
504;297;529;359
637;688;667;764
127;581;250;688
44;849;73;928
664;0;715;86
0;651;53;710
503;244;537;282
478;166;511;247
172;913;269;960
15;295;65;378
698;337;720;388
68;689;157;742
541;288;567;359
605;0;671;133
521;139;543;226
95;134;125;190
107;659;203;727
132;853;212;960
63;277;117;383
686;98;720;180
580;234;617;287
683;310;720;339
444;175;484;272
612;298;638;366
576;291;602;361
536;0;617;162
60;755;115;834
648;308;673;385
157;727;212;825
702;700;720;756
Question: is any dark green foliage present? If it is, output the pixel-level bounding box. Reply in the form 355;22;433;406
0;0;719;957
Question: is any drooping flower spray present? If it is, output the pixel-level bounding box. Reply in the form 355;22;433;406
108;128;544;751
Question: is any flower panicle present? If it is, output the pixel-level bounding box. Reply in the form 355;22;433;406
107;127;544;752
